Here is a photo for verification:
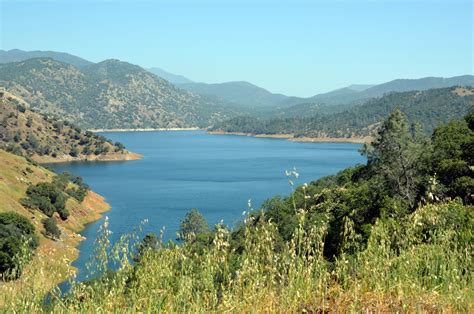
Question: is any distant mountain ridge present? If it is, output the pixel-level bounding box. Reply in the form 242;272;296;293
178;81;293;108
2;49;473;110
0;58;239;129
306;75;474;106
0;49;93;68
148;67;194;84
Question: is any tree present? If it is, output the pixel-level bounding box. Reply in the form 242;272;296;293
135;232;159;261
431;115;474;203
43;217;61;240
362;109;428;208
178;209;210;240
0;212;38;279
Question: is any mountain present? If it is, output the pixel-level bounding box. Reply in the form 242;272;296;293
346;84;375;91
0;92;140;162
306;75;474;106
0;58;238;129
362;75;474;97
0;49;93;68
211;87;474;139
178;81;301;108
178;75;474;110
148;67;194;84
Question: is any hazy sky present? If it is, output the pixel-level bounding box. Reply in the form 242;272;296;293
1;0;472;96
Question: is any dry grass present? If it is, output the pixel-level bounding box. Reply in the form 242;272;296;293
0;149;110;305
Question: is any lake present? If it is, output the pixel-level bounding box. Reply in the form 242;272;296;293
49;130;365;281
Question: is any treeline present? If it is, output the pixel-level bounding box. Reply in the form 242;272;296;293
211;87;474;138
23;109;473;312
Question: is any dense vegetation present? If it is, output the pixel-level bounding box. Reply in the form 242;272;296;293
0;212;38;280
0;93;129;161
212;87;474;138
0;58;239;129
3;110;472;312
21;172;89;220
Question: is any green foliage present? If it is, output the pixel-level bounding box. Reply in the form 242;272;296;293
363;109;429;208
22;182;67;217
430;115;474;203
178;209;210;241
21;171;89;219
135;232;159;261
0;212;38;280
42;217;60;240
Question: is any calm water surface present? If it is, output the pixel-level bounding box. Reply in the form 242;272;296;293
49;131;365;281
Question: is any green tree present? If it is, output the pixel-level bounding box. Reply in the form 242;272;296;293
178;209;210;240
42;217;61;240
0;212;38;279
431;115;474;203
362;109;428;208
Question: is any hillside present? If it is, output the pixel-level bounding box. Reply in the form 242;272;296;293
0;149;110;299
305;75;474;106
178;81;299;108
0;58;239;129
0;49;93;68
211;87;474;140
0;92;140;162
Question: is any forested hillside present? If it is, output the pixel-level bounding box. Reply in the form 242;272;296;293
0;92;139;162
211;87;474;139
0;58;239;129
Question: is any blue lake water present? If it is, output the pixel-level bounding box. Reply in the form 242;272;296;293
49;131;365;281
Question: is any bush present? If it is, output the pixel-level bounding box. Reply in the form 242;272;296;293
42;217;60;240
0;212;38;279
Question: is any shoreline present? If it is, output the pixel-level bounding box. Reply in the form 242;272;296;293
33;152;143;164
89;127;201;133
208;130;372;144
0;150;112;304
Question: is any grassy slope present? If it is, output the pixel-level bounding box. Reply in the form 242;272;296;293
0;149;110;304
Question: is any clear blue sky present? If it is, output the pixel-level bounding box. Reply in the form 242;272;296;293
1;0;472;96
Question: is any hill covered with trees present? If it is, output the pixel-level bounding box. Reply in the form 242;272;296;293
0;92;140;162
211;87;474;139
4;110;472;312
0;58;239;129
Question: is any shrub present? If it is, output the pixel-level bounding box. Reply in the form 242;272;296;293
42;218;60;240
